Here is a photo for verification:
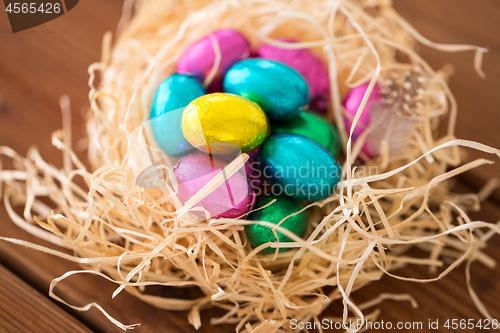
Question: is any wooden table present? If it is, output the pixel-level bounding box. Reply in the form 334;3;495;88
0;1;499;332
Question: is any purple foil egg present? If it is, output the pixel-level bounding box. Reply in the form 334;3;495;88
245;148;264;189
256;39;330;112
177;29;251;92
174;152;255;219
343;82;382;157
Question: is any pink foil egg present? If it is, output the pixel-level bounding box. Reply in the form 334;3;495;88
174;152;255;219
221;149;263;190
221;150;263;192
256;39;330;112
177;29;251;92
343;82;381;157
344;82;414;158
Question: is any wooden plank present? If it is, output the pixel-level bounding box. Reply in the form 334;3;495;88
0;264;92;333
0;0;499;332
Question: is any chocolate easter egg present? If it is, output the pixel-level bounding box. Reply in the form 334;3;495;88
150;74;206;156
259;134;341;201
344;82;416;158
246;194;308;253
223;59;310;120
174;152;255;219
177;29;250;91
343;82;381;157
272;111;341;158
245;148;264;189
181;93;269;155
257;39;329;112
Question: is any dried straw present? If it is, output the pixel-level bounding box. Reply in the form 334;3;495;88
1;0;499;332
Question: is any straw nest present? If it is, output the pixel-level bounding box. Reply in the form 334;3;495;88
1;0;500;332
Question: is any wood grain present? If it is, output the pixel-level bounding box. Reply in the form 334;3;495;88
0;264;92;333
0;1;499;332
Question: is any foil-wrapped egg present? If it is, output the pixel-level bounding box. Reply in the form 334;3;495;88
150;74;206;156
223;59;310;120
259;134;341;201
174;152;255;219
244;148;264;190
246;194;308;253
257;39;330;112
177;29;250;91
343;82;381;157
272;110;341;158
181;93;270;155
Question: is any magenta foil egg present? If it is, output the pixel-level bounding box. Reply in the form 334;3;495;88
177;29;251;92
174;152;255;219
343;82;382;157
256;39;330;112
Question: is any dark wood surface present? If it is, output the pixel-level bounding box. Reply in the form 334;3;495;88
0;264;92;333
0;1;499;332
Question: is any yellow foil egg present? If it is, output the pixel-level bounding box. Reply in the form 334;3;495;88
182;93;270;155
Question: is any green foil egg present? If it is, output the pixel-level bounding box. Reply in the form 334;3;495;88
272;111;342;158
246;194;308;253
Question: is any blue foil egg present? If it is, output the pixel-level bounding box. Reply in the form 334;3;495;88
223;59;310;120
150;74;206;156
259;134;341;201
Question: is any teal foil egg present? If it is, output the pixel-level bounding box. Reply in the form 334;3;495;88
272;111;342;158
150;74;206;156
223;59;310;120
246;194;308;253
259;134;341;201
